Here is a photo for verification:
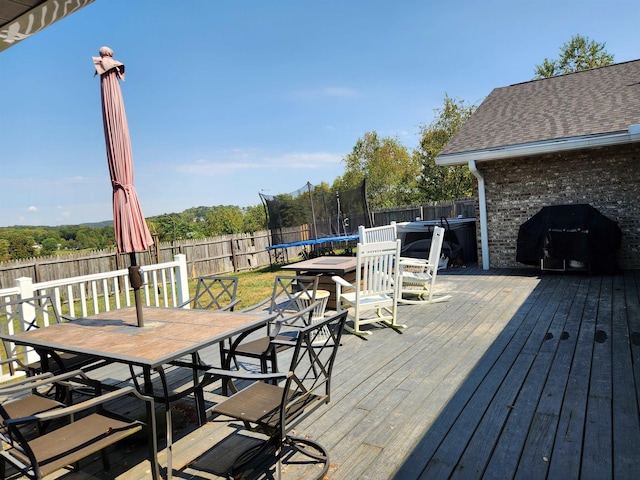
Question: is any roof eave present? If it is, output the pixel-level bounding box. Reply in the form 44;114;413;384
0;0;94;53
436;127;640;166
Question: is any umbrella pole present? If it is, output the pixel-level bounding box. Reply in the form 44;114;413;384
129;253;145;327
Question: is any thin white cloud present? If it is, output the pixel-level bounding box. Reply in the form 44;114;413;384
0;175;96;186
290;86;358;99
174;150;343;176
27;206;37;212
57;206;71;219
320;87;357;97
66;176;92;183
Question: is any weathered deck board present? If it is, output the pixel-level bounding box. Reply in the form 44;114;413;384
4;267;640;480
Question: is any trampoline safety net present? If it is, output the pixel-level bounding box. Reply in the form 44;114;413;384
259;180;373;247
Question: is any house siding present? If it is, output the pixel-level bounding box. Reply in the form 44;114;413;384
474;143;640;270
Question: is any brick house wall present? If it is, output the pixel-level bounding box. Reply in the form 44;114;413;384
473;143;640;270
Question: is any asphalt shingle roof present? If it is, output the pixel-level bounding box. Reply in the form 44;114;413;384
440;59;640;156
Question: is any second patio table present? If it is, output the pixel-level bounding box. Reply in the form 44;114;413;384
283;256;357;309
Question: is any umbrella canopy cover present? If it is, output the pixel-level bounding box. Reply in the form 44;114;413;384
94;46;153;253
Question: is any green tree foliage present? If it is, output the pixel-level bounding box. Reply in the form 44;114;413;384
206;206;244;236
416;95;476;201
242;204;268;233
8;233;37;259
40;237;61;255
0;238;10;262
268;194;311;229
149;215;193;242
333;131;421;209
534;34;614;79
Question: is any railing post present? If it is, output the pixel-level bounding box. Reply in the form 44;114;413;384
14;276;39;364
15;276;35;299
174;254;190;305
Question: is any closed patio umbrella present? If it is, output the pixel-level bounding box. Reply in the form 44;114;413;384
93;46;153;327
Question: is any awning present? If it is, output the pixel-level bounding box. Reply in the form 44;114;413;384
0;0;94;53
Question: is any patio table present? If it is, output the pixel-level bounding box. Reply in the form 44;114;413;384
0;306;272;480
283;256;357;309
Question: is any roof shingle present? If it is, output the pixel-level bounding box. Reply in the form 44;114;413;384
440;59;640;156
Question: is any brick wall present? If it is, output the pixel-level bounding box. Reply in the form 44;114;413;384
474;143;640;270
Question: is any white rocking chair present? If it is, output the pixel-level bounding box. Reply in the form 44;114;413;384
399;226;452;304
332;239;406;336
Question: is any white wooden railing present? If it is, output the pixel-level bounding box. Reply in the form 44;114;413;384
0;254;190;382
1;254;189;316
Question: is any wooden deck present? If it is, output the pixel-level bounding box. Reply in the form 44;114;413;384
6;267;640;479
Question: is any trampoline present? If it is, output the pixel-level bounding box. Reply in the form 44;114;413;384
266;234;360;250
260;180;372;259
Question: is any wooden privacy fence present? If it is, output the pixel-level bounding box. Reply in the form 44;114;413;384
0;230;273;289
0;199;477;287
0;226;316;288
372;199;476;225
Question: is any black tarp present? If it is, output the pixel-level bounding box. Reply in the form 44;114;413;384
516;204;622;274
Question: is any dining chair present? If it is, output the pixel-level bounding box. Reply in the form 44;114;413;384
178;275;240;311
0;373;154;480
332;239;405;336
0;295;107;377
0;362;75;442
208;310;348;480
220;275;319;380
175;275;242;377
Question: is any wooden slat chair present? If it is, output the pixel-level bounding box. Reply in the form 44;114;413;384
332;239;405;336
0;373;156;479
178;275;241;311
0;295;107;377
359;223;451;304
209;310;348;480
221;275;320;377
399;226;452;304
358;221;399;244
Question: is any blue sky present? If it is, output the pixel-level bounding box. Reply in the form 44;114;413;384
1;0;639;227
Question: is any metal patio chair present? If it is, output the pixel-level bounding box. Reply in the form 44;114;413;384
220;275;320;378
178;275;241;311
0;364;79;443
0;295;107;377
0;373;155;479
209;310;348;480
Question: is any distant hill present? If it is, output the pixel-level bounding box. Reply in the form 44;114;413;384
78;220;114;228
0;220;113;230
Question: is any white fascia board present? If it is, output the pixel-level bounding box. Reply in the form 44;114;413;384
436;129;640;166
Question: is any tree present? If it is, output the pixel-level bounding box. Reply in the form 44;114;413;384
149;214;192;242
534;34;614;78
0;238;10;262
206;206;244;236
8;234;37;259
416;95;476;202
41;237;61;255
242;205;268;233
334;131;421;209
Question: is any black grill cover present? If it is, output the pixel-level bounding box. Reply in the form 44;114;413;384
516;204;622;274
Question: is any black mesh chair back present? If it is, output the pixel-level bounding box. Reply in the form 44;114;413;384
212;310;348;479
0;294;104;376
181;275;240;311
